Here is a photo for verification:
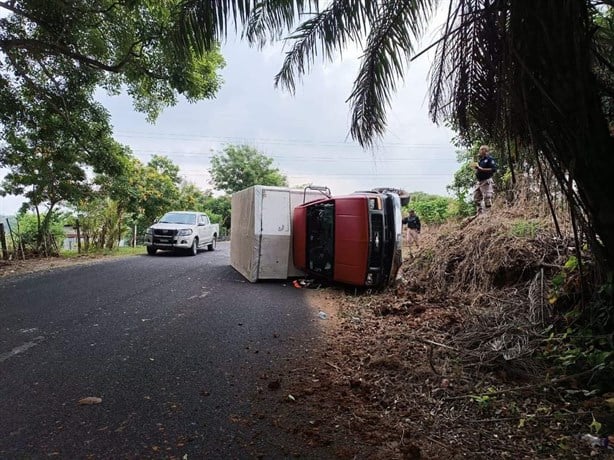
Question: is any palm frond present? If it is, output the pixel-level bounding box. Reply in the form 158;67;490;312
429;0;508;140
348;0;437;147
244;0;320;47
174;0;254;55
272;0;377;94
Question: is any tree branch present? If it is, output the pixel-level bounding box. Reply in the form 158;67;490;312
0;38;142;73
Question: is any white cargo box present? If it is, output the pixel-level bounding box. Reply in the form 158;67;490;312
230;185;325;282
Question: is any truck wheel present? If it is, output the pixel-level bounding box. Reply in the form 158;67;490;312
189;238;198;256
147;246;157;256
207;236;217;251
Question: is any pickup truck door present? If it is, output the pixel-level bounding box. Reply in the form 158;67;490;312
199;214;212;242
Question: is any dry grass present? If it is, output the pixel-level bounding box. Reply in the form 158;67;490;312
262;205;611;459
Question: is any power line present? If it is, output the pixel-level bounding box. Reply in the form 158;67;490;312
180;169;453;178
130;149;459;162
114;131;454;150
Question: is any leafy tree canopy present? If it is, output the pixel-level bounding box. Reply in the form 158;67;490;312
0;80;132;251
0;1;225;123
208;144;288;194
0;0;226;235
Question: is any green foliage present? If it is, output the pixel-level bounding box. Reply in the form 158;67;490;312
0;46;133;253
61;245;145;258
0;86;128;209
15;212;66;254
541;257;614;392
544;326;614;392
175;183;209;213
469;387;498;412
72;197;117;251
548;256;579;305
447;145;484;218
593;6;614;123
448;146;479;198
403;191;462;224
407;196;452;224
510;220;541;238
201;195;232;229
0;1;225;124
209;145;288;194
447;192;475;218
89;155;183;246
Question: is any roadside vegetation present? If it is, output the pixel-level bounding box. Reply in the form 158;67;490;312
0;144;286;258
270;196;614;459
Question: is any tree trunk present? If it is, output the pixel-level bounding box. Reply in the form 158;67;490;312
513;1;614;271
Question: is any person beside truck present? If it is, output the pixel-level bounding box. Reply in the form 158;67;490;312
402;209;421;249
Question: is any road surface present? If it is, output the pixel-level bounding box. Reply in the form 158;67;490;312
0;242;332;458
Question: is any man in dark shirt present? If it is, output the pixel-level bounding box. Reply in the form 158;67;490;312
473;145;497;214
402;210;421;249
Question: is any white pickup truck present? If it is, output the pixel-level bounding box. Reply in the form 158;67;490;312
145;211;219;256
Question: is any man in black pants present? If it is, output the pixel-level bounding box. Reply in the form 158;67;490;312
403;210;421;250
473;145;497;214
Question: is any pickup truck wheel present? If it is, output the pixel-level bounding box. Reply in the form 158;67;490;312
207;236;217;251
146;246;157;255
189;238;198;256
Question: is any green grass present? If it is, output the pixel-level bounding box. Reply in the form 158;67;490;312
60;245;146;258
510;220;541;238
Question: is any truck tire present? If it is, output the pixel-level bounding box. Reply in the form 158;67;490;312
189;238;198;256
207;236;217;251
147;246;157;255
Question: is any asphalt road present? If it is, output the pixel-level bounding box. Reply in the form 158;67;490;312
0;242;331;458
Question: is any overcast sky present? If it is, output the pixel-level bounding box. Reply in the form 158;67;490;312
0;14;459;215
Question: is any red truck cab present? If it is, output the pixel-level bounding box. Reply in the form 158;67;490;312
293;190;404;287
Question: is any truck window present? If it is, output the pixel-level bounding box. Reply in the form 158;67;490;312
160;212;197;225
306;202;335;278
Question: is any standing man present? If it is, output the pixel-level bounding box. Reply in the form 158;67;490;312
403;210;421;249
473;145;497;214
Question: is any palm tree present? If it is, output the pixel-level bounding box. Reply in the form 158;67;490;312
177;0;614;271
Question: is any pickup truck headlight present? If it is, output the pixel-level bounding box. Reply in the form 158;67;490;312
145;227;153;235
177;229;193;236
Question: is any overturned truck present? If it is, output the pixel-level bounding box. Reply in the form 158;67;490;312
230;185;408;288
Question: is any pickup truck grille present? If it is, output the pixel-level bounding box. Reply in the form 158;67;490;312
152;228;178;244
153;229;178;237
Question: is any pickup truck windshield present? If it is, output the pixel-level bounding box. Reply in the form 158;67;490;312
159;213;197;225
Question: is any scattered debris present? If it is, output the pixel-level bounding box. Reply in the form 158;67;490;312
78;397;102;405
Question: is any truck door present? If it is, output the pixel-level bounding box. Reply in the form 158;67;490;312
198;214;209;242
256;189;292;279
